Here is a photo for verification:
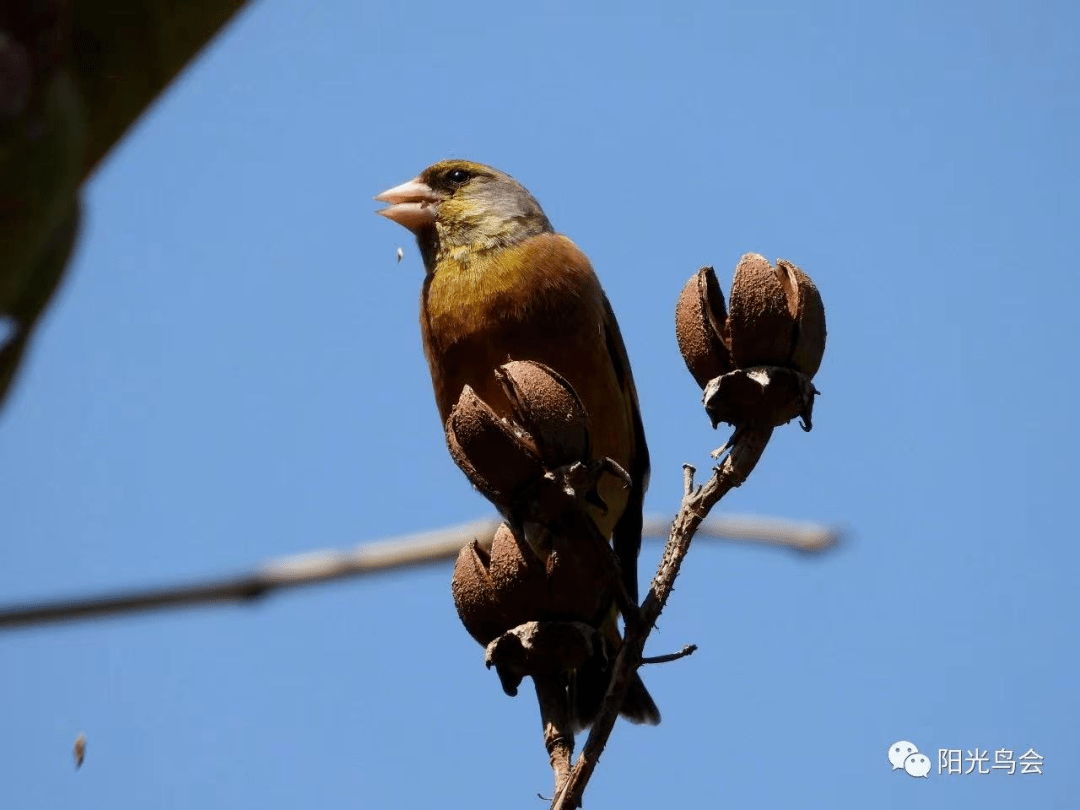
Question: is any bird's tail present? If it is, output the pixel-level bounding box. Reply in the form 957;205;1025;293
569;628;660;731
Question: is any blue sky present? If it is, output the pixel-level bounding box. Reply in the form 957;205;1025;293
1;1;1077;807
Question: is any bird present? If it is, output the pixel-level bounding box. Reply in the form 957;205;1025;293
375;159;658;728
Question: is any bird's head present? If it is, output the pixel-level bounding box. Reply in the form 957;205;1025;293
375;160;553;269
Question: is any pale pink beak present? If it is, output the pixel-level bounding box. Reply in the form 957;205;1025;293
374;177;443;232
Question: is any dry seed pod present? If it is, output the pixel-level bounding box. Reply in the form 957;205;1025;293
496;361;589;467
445;385;546;506
73;732;86;770
451;516;614;649
674;266;733;388
521;516;614;625
703;366;816;430
487;522;549;626
451;522;549;645
484;620;598;683
727;253;797;369
776;259;827;378
451;539;506;646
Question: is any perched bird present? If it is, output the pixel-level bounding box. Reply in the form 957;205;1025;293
375;160;657;727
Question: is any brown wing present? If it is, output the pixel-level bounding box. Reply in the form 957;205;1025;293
600;293;650;604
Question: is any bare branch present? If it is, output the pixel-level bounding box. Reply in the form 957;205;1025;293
551;426;774;810
0;511;839;631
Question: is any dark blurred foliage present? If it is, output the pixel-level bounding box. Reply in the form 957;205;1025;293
1;1;247;412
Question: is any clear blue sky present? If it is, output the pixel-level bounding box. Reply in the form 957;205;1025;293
1;1;1076;807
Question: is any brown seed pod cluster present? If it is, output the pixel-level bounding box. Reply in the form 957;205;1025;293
675;254;827;429
446;361;622;680
451;523;548;648
451;516;615;654
445;361;589;508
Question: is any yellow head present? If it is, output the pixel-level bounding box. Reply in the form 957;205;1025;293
375;160;553;270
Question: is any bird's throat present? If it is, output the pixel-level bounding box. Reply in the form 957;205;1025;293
424;252;525;325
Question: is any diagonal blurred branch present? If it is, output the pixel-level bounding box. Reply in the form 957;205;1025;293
685;512;839;552
0;514;841;631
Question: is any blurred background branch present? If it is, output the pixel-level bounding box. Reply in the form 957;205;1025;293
0;514;841;631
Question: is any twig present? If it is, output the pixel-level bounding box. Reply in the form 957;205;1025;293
0;509;837;631
534;676;575;797
640;644;698;665
551;426;774;810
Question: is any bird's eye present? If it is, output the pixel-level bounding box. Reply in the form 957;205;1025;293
446;168;471;184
